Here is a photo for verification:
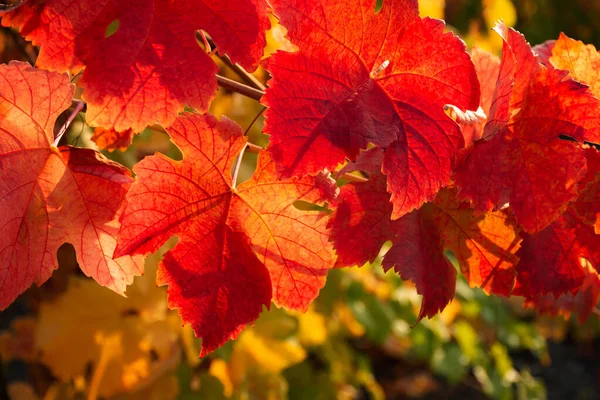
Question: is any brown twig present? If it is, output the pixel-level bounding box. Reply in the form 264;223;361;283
53;100;85;146
197;33;267;91
244;107;266;136
245;142;264;153
339;173;369;183
216;75;265;101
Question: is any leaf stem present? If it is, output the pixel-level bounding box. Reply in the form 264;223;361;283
340;173;368;183
53;100;84;146
244;107;266;136
245;142;263;153
216;75;265;101
199;33;266;91
231;145;248;189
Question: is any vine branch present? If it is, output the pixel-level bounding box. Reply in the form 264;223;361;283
231;145;248;189
197;31;266;91
53;100;85;146
216;75;265;101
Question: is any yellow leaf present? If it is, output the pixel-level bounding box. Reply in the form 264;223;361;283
419;0;445;19
110;373;180;400
439;300;462;325
235;330;306;375
34;250;179;398
297;308;327;346
226;328;306;393
483;0;517;29
336;304;365;337
209;359;233;397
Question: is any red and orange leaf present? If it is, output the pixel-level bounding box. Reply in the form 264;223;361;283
114;113;336;355
514;210;600;298
457;65;600;233
549;33;600;98
432;189;521;297
473;49;501;116
572;148;600;232
524;264;600;324
532;40;555;66
328;149;397;269
483;23;540;141
263;0;479;219
329;150;521;320
159;228;271;357
2;0;268;132
459;47;500;146
0;61;142;310
545;34;600;231
383;210;457;322
91;127;134;152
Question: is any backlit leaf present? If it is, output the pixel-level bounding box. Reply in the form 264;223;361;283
2;0;269;132
263;0;479;219
0;61;142;310
115;113;336;355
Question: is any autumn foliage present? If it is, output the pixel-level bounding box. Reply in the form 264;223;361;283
1;0;599;358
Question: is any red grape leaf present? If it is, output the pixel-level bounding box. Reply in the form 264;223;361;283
263;0;479;219
383;209;457;322
459;47;501;147
514;210;600;298
532;40;556;66
572;148;600;232
328;149;396;269
457;52;600;233
433;190;521;297
2;0;269;132
546;35;600;232
329;150;521;320
549;33;600;98
473;49;501;117
0;61;142;310
524;264;600;323
114;113;336;355
483;23;540;140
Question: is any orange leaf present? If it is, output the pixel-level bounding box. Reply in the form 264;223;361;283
457;24;600;233
0;61;142;310
550;33;600;98
92;127;134;152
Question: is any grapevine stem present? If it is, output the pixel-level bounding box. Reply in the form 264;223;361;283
245;142;263;153
197;32;266;91
231;145;247;189
53;100;84;146
340;173;368;183
216;75;265;101
244;107;266;136
230;62;267;91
